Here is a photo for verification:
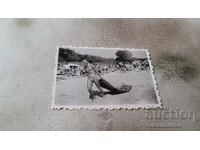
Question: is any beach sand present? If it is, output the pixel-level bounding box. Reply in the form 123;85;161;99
55;70;158;106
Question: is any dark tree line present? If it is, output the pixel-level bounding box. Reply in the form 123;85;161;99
58;48;146;63
58;48;115;63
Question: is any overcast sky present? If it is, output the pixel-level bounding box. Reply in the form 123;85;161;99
70;47;148;59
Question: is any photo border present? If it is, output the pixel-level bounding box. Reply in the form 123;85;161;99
52;46;163;110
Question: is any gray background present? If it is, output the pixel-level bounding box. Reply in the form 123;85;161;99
0;19;199;130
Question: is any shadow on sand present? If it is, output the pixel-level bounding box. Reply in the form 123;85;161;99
89;90;130;100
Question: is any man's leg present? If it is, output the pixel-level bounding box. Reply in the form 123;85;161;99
87;79;93;94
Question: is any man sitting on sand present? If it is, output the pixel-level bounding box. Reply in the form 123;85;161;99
81;59;104;99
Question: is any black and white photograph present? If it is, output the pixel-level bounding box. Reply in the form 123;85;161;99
1;17;200;131
53;47;161;109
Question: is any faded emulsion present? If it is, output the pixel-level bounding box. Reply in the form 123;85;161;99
156;52;200;82
15;18;33;27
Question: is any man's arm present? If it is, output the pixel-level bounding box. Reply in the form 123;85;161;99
92;65;102;78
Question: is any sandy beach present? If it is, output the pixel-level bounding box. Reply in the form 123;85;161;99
55;70;158;106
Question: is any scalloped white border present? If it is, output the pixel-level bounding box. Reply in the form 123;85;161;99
51;46;162;110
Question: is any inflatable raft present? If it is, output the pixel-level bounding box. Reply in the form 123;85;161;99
99;78;132;94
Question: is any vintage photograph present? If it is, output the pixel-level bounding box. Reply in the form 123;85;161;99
53;47;161;109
